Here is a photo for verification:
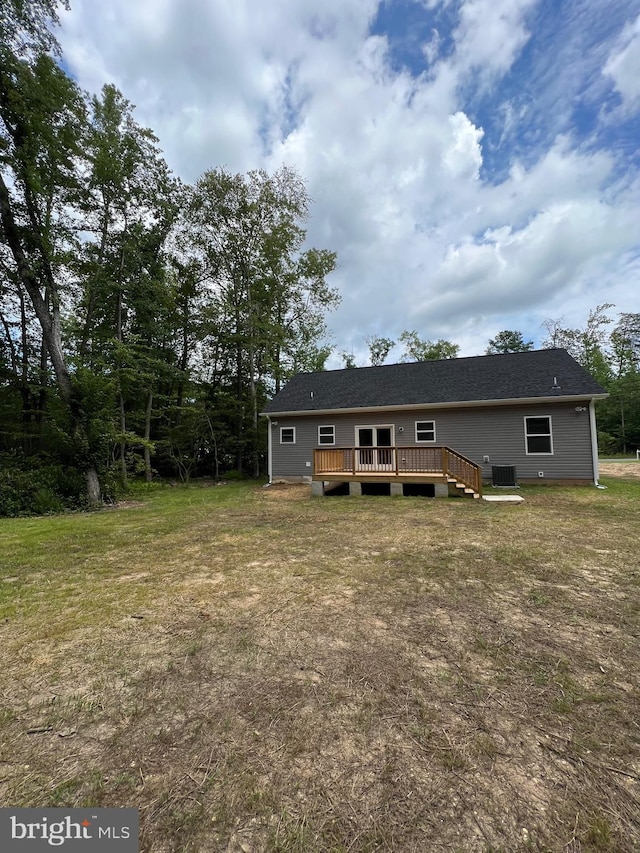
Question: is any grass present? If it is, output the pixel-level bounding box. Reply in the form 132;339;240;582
1;475;639;852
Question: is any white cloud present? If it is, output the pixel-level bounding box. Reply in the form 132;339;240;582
422;199;636;318
603;14;640;111
422;28;442;65
452;0;537;83
442;112;484;179
57;0;640;360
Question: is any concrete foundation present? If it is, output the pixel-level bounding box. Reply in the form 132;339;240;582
312;478;471;498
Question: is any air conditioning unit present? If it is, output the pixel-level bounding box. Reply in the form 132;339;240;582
492;465;517;487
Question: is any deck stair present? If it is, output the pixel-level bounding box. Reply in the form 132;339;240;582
447;476;481;499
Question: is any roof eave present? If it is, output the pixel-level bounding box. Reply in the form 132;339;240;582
261;392;609;418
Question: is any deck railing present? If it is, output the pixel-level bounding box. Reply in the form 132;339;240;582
313;445;482;495
443;447;482;496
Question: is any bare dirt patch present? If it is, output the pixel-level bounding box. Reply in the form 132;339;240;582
1;482;638;852
599;460;640;479
262;483;310;501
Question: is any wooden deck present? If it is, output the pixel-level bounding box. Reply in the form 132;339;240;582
313;446;482;497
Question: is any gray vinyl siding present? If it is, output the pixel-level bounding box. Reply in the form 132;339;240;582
269;401;596;481
270;417;318;478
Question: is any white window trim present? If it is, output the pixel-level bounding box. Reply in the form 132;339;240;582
318;425;335;446
524;415;554;455
415;419;436;443
354;424;395;446
280;426;296;444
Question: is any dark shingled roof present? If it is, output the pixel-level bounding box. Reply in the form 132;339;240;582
263;349;608;414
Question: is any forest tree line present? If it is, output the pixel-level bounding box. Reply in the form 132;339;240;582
1;1;340;513
1;4;638;516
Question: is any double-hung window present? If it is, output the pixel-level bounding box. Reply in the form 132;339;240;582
524;416;553;454
318;425;335;445
415;420;436;442
280;427;296;444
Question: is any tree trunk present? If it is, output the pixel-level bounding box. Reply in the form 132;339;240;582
86;468;102;508
235;321;244;474
144;390;153;483
174;309;189;427
36;333;47;427
0;171;102;506
119;391;127;486
244;271;260;478
247;331;260;479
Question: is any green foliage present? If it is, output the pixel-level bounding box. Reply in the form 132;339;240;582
542;304;614;385
220;469;248;481
0;0;68;55
181;166;339;476
0;13;336;508
597;431;619;456
486;330;533;354
0;453;86;516
543;306;640;454
366;335;395;366
398;330;459;362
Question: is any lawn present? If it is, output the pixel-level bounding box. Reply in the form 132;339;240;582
0;472;639;852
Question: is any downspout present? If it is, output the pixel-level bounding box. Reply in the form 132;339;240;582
266;415;273;486
589;400;605;489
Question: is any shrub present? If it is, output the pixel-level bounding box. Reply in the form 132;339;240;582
220;469;247;481
597;431;620;456
0;453;86;517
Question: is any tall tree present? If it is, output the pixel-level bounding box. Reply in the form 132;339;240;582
604;313;640;453
541;304;613;385
541;305;640;454
399;330;459;362
72;84;180;485
0;45;105;504
184;166;338;476
366;335;394;366
486;330;533;354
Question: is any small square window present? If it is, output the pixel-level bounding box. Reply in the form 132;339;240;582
524;416;553;454
318;425;335;445
280;427;296;444
415;420;436;442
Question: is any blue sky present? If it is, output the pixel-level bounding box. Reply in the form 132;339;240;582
58;0;640;363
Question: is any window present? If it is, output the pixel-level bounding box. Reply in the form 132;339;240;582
280;427;296;444
415;420;436;442
318;425;335;445
524;416;553;454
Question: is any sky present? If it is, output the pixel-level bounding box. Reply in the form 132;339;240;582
57;0;640;365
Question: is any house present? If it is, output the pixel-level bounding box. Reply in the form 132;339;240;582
261;348;608;498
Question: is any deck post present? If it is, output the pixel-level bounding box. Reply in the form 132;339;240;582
349;481;362;496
